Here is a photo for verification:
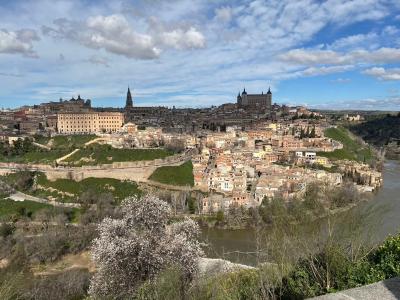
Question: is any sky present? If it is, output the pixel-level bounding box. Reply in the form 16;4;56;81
0;0;400;110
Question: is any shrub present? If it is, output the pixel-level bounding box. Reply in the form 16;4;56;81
25;269;90;300
0;223;15;238
369;234;400;279
216;210;224;223
89;195;204;298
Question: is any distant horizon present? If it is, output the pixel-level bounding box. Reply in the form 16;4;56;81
2;92;399;113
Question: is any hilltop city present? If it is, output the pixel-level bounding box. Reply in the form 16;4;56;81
0;87;382;213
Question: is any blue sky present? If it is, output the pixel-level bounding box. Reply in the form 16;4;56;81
0;0;400;110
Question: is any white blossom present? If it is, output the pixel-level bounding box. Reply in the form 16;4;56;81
89;194;204;298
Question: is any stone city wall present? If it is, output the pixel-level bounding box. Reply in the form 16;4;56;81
0;150;193;182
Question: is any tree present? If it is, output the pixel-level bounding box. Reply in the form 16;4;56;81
310;127;316;138
0;223;15;238
188;197;196;214
89;194;204;298
216;210;224;223
165;139;186;153
300;128;305;139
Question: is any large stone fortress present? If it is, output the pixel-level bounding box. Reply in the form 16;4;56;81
39;95;92;113
237;87;272;110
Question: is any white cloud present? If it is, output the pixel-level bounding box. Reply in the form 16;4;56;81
161;27;205;49
1;0;400;109
327;0;388;25
363;67;400;81
214;6;233;23
329;33;378;50
313;97;400;110
0;29;39;57
279;47;400;65
43;14;205;60
279;49;347;65
84;14;161;59
148;17;206;50
87;55;110;67
301;65;354;76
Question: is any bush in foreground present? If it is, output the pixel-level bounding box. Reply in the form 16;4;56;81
89;194;204;299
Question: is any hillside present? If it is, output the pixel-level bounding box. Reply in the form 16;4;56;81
318;126;374;163
349;114;400;159
349;114;400;146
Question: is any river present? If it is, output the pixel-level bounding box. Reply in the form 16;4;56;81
202;160;400;266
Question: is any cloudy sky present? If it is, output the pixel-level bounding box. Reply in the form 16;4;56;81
0;0;400;110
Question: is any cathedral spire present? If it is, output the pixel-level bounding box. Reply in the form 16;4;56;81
126;86;133;108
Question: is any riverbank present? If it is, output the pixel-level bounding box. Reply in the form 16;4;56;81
204;160;400;265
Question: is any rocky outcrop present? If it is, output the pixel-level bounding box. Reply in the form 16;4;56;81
198;257;254;278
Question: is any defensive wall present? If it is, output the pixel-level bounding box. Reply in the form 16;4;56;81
0;150;194;182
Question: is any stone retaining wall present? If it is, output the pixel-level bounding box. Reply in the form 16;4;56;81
0;150;194;182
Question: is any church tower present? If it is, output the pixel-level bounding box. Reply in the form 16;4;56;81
266;87;272;108
126;87;133;108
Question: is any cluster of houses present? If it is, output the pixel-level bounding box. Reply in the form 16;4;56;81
187;121;379;214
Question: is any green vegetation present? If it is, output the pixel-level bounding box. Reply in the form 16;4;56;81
282;234;400;298
0;135;175;166
64;144;174;165
0;171;35;193
33;134;97;149
0;135;97;165
0;138;66;164
0;198;53;220
51;134;97;149
35;172;141;202
149;161;194;186
0;171;141;203
318;126;374;162
0;149;68;164
349;113;400;146
135;232;400;299
349;114;400;160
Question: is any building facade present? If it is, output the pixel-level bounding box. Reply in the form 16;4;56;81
57;112;124;134
124;87;170;124
237;87;272;110
38;95;92;114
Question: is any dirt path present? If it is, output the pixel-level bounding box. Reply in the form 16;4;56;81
8;191;81;208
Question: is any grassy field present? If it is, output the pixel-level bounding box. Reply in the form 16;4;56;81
34;134;97;149
0;198;53;219
50;135;97;149
35;173;141;202
0;135;98;165
1;149;69;164
318;126;374;162
64;144;174;166
149;161;194;186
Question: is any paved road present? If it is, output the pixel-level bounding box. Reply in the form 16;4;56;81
310;277;400;300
